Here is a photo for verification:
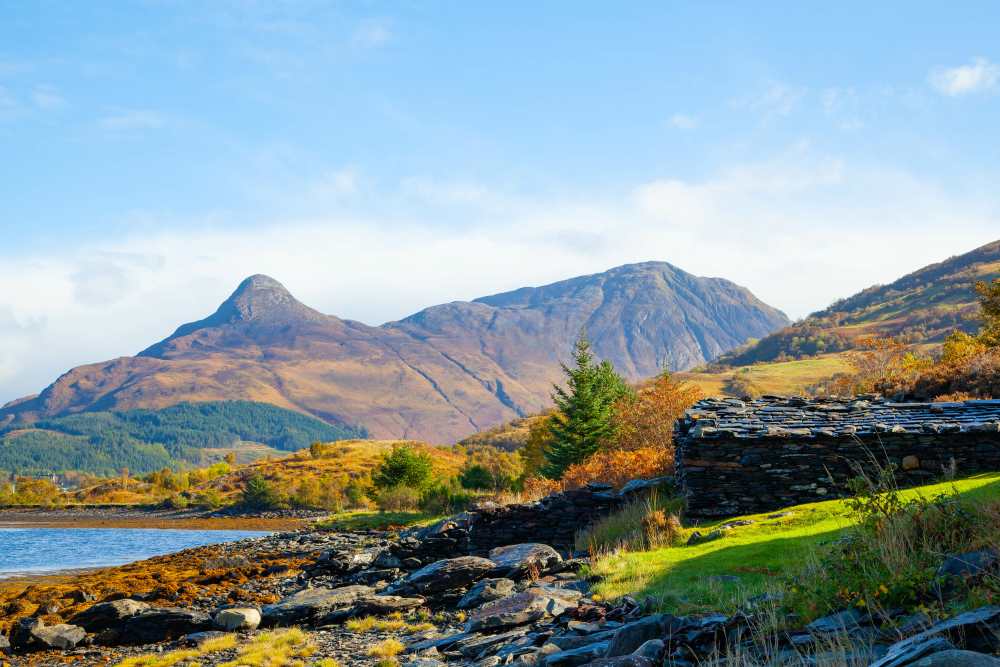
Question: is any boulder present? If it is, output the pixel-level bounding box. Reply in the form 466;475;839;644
119;608;215;644
458;578;516;609
806;608;866;635
871;607;1000;667
214;608;261;632
467;587;581;633
395;557;495;595
10;618;86;652
348;595;425;617
458;628;531;659
605;615;684;658
937;550;999;590
489;544;562;578
262;585;374;626
544;641;611;666
911;650;1000;667
686;530;722;546
69;598;150;632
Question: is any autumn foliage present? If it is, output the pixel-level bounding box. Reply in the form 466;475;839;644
560;447;671;490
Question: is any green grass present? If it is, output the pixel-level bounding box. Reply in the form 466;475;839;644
678;354;853;397
315;510;444;531
590;473;1000;614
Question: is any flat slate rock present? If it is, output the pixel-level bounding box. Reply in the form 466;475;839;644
467;587;581;633
489;544;562;577
262;585;374;625
871;607;1000;667
458;578;516;609
543;640;610;666
11;619;86;652
396;556;495;595
69;599;150;632
119;608;214;645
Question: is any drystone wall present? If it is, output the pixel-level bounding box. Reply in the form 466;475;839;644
676;397;1000;518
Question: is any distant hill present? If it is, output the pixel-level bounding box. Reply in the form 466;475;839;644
722;240;1000;366
0;264;788;443
0;401;364;476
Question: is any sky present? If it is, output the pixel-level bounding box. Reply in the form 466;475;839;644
1;1;999;403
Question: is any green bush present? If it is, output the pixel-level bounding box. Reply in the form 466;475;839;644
372;446;434;491
459;464;495;490
419;482;475;515
240;474;284;511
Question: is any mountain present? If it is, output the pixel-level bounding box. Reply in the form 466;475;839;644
722;240;1000;366
0;263;789;443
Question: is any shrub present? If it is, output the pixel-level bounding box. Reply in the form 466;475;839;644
576;493;684;553
560;447;670;490
419;482;475;515
375;485;422;512
372;446;434;491
240;474;283;510
611;371;701;452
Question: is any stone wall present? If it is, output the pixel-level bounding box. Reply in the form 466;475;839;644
678;431;1000;518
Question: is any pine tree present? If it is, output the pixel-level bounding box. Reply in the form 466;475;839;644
542;334;631;479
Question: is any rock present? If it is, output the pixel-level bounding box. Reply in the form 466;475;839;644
605;614;683;658
403;660;447;667
871;607;1000;667
806;608;866;635
546;630;617;652
686;530;723;546
489;544;563;578
467;587;581;632
567;621;603;634
10;618;86;652
394;557;495;595
458;628;531;658
119;608;215;644
938;550;999;585
349;595;426;617
182;631;230;646
902;455;921;471
406;632;477;654
544;641;611;666
581;658;654;667
69;598;150;632
262;585;374;626
458;578;516;609
911;650;1000;666
214;608;261;631
631;639;664;660
618;477;673;497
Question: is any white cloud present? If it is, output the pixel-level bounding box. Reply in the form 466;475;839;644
668;113;699;130
31;85;65;110
352;20;392;48
929;57;1000;96
0;150;996;403
735;81;806;118
99;109;168;130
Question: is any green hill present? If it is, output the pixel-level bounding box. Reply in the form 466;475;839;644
722;239;1000;365
0;401;366;476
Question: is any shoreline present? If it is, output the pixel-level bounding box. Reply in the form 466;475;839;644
0;505;323;531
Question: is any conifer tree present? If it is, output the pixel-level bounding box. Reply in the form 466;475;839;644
542;334;631;479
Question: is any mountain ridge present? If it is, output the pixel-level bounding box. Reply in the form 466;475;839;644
1;261;789;442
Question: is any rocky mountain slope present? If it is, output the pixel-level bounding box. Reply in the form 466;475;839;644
722;239;1000;366
0;264;788;443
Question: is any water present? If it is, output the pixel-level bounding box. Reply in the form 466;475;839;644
0;527;270;577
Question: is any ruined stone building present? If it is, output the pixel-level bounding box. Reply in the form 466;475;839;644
675;396;1000;517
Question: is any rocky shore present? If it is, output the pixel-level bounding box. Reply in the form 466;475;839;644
3;481;1000;666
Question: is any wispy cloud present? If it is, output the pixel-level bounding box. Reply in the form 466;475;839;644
929;57;999;96
352;20;392;48
99;108;168;131
31;85;65;110
735;81;806;119
668;113;699;130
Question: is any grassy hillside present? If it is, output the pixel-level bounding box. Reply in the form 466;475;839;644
589;473;1000;616
0;401;365;476
723;239;1000;365
677;354;853;397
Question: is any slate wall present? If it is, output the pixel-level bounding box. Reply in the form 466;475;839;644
677;432;1000;518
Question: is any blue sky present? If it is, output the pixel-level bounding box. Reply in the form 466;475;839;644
1;1;999;401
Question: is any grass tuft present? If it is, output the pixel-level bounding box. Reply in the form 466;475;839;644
367;638;405;659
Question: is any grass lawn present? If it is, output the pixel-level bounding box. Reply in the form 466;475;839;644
590;473;1000;615
677;354;853;397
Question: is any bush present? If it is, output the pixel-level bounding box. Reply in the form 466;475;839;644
419;482;475;515
560;447;671;490
240;474;284;510
372;446;434;491
576;493;684;553
375;486;422;512
459;464;495;491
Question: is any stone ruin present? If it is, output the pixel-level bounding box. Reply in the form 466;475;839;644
675;395;1000;518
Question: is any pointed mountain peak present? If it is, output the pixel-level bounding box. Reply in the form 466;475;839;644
138;275;329;357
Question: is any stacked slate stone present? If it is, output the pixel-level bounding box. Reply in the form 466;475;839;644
675;396;1000;518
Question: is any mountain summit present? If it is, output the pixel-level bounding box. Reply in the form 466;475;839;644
2;263;788;442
